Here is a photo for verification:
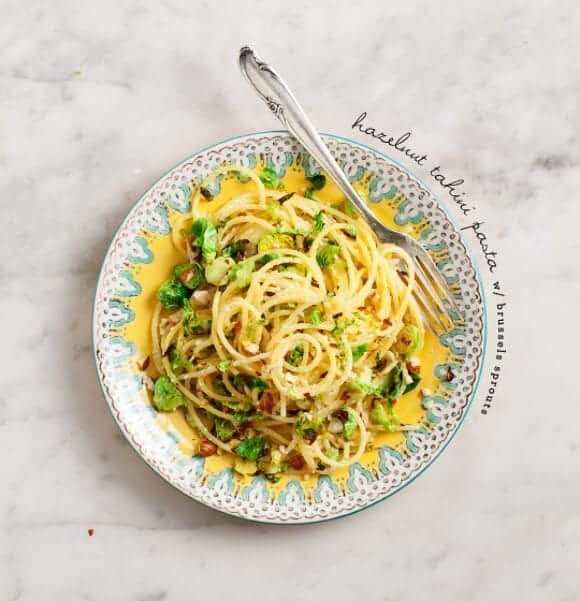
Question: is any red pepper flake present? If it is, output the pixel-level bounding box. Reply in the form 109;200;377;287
340;392;349;401
391;399;398;406
304;392;315;402
336;409;349;422
88;528;95;536
329;342;338;349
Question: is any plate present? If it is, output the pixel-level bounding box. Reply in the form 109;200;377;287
93;131;485;524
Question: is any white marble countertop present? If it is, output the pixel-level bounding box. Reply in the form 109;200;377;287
2;1;579;599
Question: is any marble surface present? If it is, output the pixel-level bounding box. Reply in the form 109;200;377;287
1;1;579;599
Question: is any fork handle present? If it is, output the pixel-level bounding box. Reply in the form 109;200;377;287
239;46;399;241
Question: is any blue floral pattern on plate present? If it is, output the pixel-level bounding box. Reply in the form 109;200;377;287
93;132;485;524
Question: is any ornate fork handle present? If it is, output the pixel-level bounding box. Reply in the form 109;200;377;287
238;46;407;246
264;96;283;118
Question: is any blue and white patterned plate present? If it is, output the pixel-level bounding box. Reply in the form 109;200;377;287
92;131;486;524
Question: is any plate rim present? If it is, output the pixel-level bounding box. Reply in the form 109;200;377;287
92;129;488;525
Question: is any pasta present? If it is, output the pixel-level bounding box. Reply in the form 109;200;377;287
149;164;426;477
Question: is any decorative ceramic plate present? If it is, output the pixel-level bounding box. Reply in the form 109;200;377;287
93;131;485;524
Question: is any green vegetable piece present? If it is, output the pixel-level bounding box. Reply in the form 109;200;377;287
232;411;263;425
170;349;192;374
255;252;279;266
278;225;307;236
173;262;203;290
306;173;326;190
404;373;421;394
259;167;285;190
222;240;243;257
407;325;424;356
342;407;357;441
312;211;325;235
257;449;286;477
250;376;268;391
182;299;211;335
309;310;322;326
353;377;386;398
232;374;246;389
214;418;235;441
153;375;183;411
158;278;189;309
370;402;401;432
182;297;193;322
354;379;377;395
232;374;269;392
316;244;340;268
302;211;325;249
352;344;368;362
258;232;294;253
265;199;282;222
243;319;269;348
216;395;253;412
190;219;218;261
304;188;315;200
266;449;284;472
286;344;304;366
395;324;424;357
370;402;393;431
295;413;323;441
325;447;339;461
231;258;256;288
205;256;233;286
244;318;269;342
234;437;266;461
331;316;354;338
218;360;231;373
385;365;405;399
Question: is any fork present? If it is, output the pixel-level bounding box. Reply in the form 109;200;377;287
239;46;460;335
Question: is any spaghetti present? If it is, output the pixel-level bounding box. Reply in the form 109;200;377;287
150;165;425;477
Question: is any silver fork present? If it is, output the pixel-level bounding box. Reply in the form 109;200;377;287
239;46;460;335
